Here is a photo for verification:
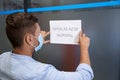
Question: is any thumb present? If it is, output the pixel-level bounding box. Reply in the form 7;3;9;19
43;40;50;44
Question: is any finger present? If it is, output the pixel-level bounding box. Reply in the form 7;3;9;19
44;40;50;44
83;33;86;37
41;30;46;34
41;31;50;37
79;31;82;38
44;31;50;37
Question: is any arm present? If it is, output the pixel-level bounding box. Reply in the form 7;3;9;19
39;63;94;80
79;31;91;65
38;31;94;80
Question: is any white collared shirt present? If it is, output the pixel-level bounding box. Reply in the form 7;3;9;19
0;52;94;80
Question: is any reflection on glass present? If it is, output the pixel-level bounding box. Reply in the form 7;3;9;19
0;0;23;11
31;0;107;8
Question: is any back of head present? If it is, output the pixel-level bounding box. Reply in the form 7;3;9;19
6;12;38;48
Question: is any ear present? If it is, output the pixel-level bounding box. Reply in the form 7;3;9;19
24;33;33;46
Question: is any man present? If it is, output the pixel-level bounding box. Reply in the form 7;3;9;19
0;12;94;80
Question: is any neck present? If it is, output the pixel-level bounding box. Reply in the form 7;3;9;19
13;47;33;57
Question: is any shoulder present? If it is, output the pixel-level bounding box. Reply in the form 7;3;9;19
0;51;12;60
0;51;12;56
11;60;55;79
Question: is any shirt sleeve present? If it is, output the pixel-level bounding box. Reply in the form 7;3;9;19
41;63;94;80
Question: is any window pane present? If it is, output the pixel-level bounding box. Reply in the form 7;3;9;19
0;0;23;12
30;0;107;8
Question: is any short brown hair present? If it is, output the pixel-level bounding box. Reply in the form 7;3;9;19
6;12;38;48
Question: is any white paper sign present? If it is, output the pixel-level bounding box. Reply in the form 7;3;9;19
50;20;81;45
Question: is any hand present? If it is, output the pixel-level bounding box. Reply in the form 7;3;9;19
79;31;91;65
79;31;90;50
41;31;50;44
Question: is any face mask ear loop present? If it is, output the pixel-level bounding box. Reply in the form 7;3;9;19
30;33;43;52
30;34;38;48
30;43;36;48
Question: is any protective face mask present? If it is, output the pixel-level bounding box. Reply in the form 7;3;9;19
32;34;43;52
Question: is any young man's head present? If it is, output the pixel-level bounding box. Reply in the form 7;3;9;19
6;12;41;52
